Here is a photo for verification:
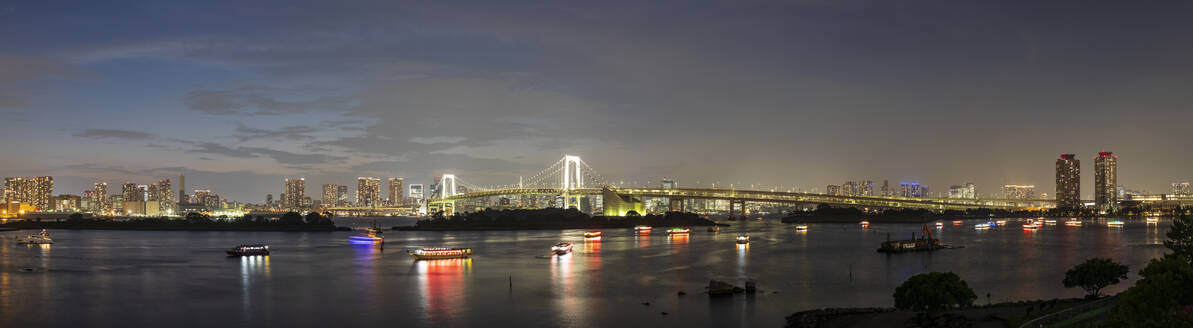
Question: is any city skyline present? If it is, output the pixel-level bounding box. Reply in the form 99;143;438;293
4;1;1193;202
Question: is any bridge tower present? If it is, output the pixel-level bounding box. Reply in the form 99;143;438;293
562;155;584;209
438;174;457;215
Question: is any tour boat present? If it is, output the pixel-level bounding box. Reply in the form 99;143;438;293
860;220;871;227
668;227;691;235
995;220;1007;226
634;225;652;233
1146;217;1159;224
551;242;573;255
795;224;809;231
1022;220;1041;230
736;235;750;244
1107;220;1124;226
227;244;270;256
935;221;944;228
707;226;720;232
17;229;54;245
1065;219;1082;227
1044;219;1058;225
349;233;383;243
584;231;602;238
952;220;963;226
408;247;472;260
974;223;990;230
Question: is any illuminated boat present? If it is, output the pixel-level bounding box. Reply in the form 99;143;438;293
995;220;1007;226
935;221;944;228
551;242;573;255
667;227;691;235
1065;219;1082;227
952;220;963;226
17;229;54;245
408;248;472;260
736;235;750;244
795;224;809;231
1022;219;1041;230
584;231;602;238
349;234;383;243
1107;220;1124;226
1146;217;1159;224
634;225;652;233
707;226;720;232
974;223;990;230
227;244;269;256
860;220;871;227
1045;219;1058;225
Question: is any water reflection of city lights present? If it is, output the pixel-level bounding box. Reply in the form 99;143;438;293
667;234;689;244
417;258;472;324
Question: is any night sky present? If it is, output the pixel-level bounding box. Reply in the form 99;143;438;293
3;0;1192;202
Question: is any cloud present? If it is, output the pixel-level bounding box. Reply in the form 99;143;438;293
181;85;354;115
234;124;320;141
0;55;83;108
410;136;466;145
72;128;154;140
182;141;346;165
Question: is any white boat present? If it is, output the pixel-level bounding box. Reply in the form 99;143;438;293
17;229;54;244
552;242;573;255
736;235;750;244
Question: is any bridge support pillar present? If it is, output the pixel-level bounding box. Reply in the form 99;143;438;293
728;199;746;219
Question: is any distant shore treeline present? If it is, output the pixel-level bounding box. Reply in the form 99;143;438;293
2;212;347;232
397;208;716;231
780;204;1185;224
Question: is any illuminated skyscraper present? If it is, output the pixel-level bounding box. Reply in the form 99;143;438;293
1002;185;1036;200
881;180;890;197
357;177;381;207
1094;151;1117;212
322;184;338;207
408;184;424;202
283;178;305;210
826;185;841;195
4;176;54;211
1055;154;1081;209
178;174;186;204
336;185;348;206
93;182;108;213
122;182;141;202
388;178;404;205
157;179;175;214
1175;182;1192;195
948;183;976;199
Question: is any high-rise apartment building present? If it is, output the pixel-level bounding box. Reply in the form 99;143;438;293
409;184;424;202
842;181;858;196
388;178;404;205
826;185;841;196
322;184;338;208
336;185;348;206
859;180;874;196
157;179;175;214
900;182;926;198
93;182;108;213
1002;185;1036;200
283;178;305;210
948;183;976;199
1055;154;1081;209
4;176;54;211
1175;182;1192;195
122;182;141;202
357;177;382;207
881;180;890;197
1094;151;1117;212
178;174;187;204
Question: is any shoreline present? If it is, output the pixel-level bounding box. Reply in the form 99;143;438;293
785;297;1103;328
